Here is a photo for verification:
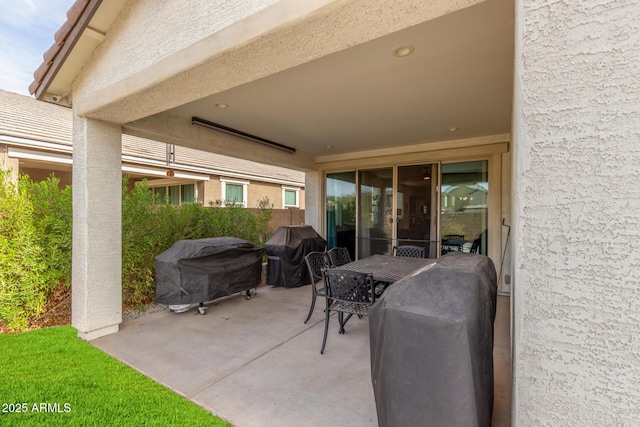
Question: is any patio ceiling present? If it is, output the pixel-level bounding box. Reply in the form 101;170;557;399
35;0;514;161
167;0;514;157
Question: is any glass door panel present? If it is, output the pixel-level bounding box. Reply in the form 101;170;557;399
440;161;488;255
326;172;356;260
396;164;438;258
358;168;393;258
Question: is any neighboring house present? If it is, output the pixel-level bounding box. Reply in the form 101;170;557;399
25;0;640;425
0;90;305;209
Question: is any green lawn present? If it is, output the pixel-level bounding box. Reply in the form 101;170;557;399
0;326;232;426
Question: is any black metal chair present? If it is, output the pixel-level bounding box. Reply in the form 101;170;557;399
303;252;330;324
470;230;486;254
442;234;465;254
393;245;425;258
470;237;481;254
320;268;375;354
327;247;352;267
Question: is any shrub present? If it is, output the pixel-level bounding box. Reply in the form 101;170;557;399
121;178;273;308
0;172;54;331
24;176;73;289
121;178;164;309
0;173;273;329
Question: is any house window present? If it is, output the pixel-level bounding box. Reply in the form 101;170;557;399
282;187;300;208
151;183;195;205
181;184;195;204
221;179;248;207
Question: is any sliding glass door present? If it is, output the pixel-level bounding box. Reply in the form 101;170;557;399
325;160;489;260
358;168;393;258
396;164;438;258
440;161;488;255
326;172;356;260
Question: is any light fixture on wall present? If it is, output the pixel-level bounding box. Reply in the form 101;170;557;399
423;167;431;180
192;117;296;154
166;143;175;176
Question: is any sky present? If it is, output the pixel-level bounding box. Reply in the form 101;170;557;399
0;0;75;95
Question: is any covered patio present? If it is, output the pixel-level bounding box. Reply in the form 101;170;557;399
29;0;640;424
92;284;511;426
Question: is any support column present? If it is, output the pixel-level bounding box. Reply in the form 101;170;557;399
304;170;321;233
513;0;640;424
72;115;122;340
1;145;19;182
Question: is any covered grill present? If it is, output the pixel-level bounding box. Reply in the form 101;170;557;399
369;253;497;427
155;237;264;313
264;225;326;287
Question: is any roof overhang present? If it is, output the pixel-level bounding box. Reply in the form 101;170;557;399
30;0;127;104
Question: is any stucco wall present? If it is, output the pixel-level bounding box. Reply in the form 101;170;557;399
247;181;305;209
75;0;278;97
200;176;304;209
1;145;19;182
20;167;72;187
73;0;484;125
513;0;640;424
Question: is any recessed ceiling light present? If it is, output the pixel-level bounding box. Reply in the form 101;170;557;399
393;45;414;57
215;103;228;109
325;145;333;149
447;127;458;132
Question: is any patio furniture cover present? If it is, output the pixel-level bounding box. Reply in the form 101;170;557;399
265;225;326;287
155;237;265;305
369;252;497;427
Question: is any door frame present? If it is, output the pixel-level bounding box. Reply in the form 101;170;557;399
321;141;506;269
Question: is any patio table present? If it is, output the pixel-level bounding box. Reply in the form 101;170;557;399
338;254;435;284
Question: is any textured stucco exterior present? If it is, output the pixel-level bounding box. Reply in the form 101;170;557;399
72;0;483;124
72;116;122;340
512;0;640;424
74;0;279;98
55;0;640;422
200;176;304;209
1;145;19;182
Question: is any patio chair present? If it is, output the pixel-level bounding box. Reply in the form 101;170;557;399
303;252;330;324
442;234;465;254
470;230;486;254
393;245;425;258
444;234;465;241
320;268;375;354
327;247;352;267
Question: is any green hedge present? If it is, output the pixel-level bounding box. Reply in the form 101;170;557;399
0;172;272;331
121;178;273;309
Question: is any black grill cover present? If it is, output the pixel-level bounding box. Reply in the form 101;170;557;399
369;253;497;427
155;237;265;305
264;225;326;287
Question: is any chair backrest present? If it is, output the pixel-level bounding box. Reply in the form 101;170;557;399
470;238;481;254
327;247;352;267
393;245;425;258
305;252;329;283
469;230;486;254
322;269;374;304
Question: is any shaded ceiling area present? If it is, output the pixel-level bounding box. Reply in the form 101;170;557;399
169;0;514;157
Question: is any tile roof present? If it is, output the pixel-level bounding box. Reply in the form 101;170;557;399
0;90;304;185
29;0;97;96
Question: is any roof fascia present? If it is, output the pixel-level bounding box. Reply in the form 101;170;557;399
32;0;103;100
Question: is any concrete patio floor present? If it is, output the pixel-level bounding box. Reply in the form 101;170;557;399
92;285;511;427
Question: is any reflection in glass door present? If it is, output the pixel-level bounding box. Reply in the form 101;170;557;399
326;161;489;260
440;161;488;255
396;164;438;258
326;172;357;260
358;168;393;258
